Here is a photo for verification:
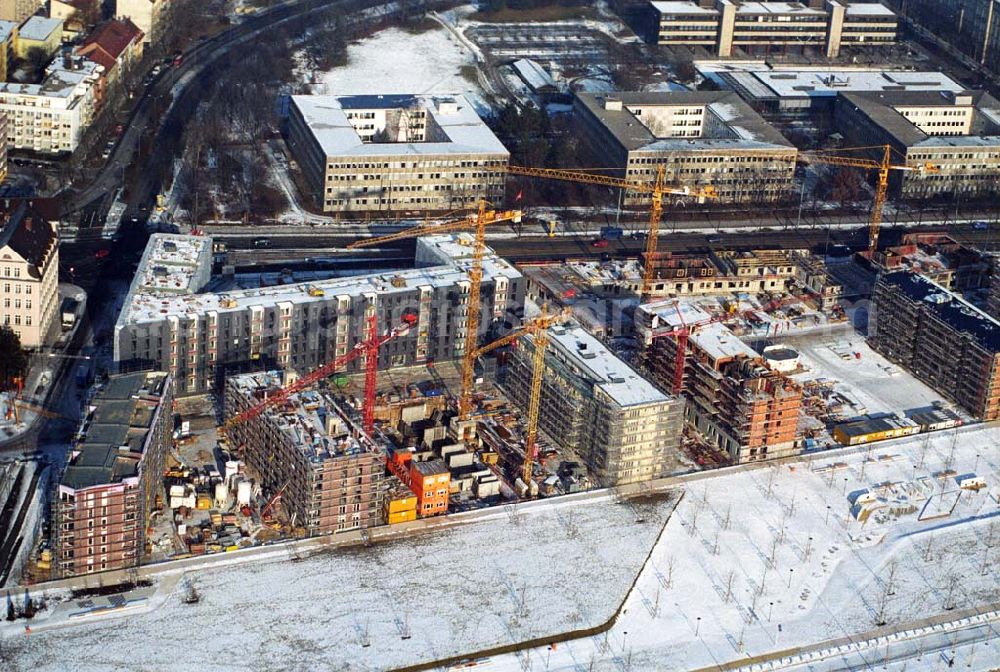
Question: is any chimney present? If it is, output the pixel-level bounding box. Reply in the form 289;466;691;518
604;97;623;111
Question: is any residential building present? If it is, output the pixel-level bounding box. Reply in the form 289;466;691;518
0;58;103;154
51;0;98;40
225;371;385;536
869;232;991;292
636;300;803;463
0;203;59;348
650;1;897;57
115;0;164;43
573;91;796;206
113;233;526;396
987;256;1000;320
51;372;173;577
504;323;685;486
286;94;508;213
869;271;1000;421
0;0;39;24
76;19;143;87
0;20;17;81
833;89;1000;199
15;15;62;58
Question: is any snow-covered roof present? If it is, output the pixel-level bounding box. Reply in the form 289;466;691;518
651;1;719;16
511;59;557;92
735;2;826;15
748;70;962;99
118;233;522;325
544;324;671;408
844;2;895;17
291;93;508;158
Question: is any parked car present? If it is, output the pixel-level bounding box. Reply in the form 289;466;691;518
591;239;609;248
973;220;989;231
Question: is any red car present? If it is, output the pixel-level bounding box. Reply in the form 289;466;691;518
591;239;609;248
95;248;110;259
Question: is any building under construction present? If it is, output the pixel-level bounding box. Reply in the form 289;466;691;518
52;372;173;577
869;271;1000;421
636;301;803;463
504;323;685;486
225;371;385;535
114;233;525;395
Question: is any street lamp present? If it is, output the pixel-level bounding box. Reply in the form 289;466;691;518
695;617;701;637
787;568;794;588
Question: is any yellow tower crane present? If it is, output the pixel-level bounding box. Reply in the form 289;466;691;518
798;145;937;254
472;307;569;490
501;165;717;299
347;200;523;420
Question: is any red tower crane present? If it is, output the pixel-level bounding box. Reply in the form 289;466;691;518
223;313;415;435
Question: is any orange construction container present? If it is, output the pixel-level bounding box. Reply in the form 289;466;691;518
409;459;450;517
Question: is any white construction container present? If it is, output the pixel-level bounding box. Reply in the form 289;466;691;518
237;480;252;506
215;482;229;507
225;460;240;481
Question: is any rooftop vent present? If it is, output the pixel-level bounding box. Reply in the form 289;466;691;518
437;100;459;115
604;97;623;111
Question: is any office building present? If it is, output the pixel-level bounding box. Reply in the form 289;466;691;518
52;372;172;577
113;233;525;396
869;271;1000;421
0;203;59;348
504;324;685;486
286;94;508;213
573;91;796;205
833;89;1000;199
225;371;384;536
897;0;1000;74
651;1;897;57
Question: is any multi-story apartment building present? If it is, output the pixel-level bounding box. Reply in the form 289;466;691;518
115;0;165;43
869;271;1000;421
14;15;62;59
52;372;172;577
573;91;796;205
225;371;384;535
0;203;59;348
0;0;40;24
636;300;803;463
114;233;526;396
833;89;1000;199
286;94;509;213
651;1;897;57
504;323;685;486
0;58;103;154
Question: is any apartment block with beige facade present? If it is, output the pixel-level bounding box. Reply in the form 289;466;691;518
574;91;796;206
0;0;40;24
0;204;59;348
286;94;508;214
651;1;897;57
115;0;164;43
833;89;1000;199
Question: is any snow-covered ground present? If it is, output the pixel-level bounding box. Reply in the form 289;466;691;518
483;424;1000;671
1;492;677;671
305;25;486;111
788;336;950;419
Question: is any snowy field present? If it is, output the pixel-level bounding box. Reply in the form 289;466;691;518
1;492;677;672
305;24;487;112
484;424;1000;671
787;335;949;419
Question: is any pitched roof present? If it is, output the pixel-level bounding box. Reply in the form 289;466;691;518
79;19;143;69
0;203;56;278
